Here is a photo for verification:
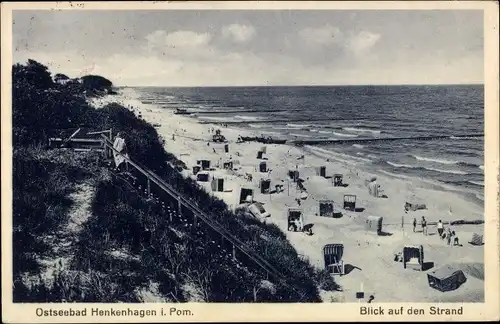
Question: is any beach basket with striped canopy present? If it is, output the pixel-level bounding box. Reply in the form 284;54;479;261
469;233;483;246
323;244;345;275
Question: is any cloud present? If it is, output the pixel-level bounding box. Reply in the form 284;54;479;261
346;31;381;56
145;30;212;49
221;24;256;43
298;25;344;46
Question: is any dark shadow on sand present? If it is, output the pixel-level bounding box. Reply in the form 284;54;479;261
354;207;365;212
332;212;343;218
422;262;435;271
379;231;393;236
344;264;362;275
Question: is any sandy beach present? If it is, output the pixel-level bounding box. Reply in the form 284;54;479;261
91;89;485;302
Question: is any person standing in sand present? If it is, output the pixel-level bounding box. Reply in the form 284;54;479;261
446;227;452;245
421;216;427;235
437;220;444;238
113;132;129;172
413;218;417;232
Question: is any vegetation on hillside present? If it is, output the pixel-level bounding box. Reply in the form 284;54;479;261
12;60;339;302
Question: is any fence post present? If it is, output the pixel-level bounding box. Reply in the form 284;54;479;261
177;196;182;217
147;178;151;197
232;243;236;261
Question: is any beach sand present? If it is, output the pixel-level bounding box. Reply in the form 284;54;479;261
93;89;484;302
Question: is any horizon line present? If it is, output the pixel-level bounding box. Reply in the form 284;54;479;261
116;83;484;88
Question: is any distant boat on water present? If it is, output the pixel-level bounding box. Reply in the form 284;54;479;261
174;108;191;115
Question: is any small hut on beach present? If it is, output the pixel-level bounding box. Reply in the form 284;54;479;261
318;200;335;217
333;174;343;187
343;194;357;211
469;233;484;246
259;161;268;173
365;216;383;235
239;188;254;204
260;178;271;194
403;245;425;271
287;208;304;232
368;181;380;197
223;160;233;170
196;171;210;182
288;170;300;182
323;244;345;275
197;159;211;170
211;177;224;192
315;166;326;178
427;265;467;292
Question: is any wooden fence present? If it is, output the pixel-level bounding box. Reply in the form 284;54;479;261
100;135;306;300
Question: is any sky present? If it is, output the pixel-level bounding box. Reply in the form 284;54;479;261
12;10;484;86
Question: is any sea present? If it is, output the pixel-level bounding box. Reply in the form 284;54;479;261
130;85;484;204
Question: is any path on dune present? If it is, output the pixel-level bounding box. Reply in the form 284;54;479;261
37;182;95;286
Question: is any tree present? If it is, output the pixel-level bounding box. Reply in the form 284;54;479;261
54;73;70;83
13;59;54;89
80;75;113;92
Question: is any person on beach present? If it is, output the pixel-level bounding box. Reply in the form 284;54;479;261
452;232;460;246
446;228;453;245
113;132;129;172
437;220;444;238
413;218;417;232
421;216;427;235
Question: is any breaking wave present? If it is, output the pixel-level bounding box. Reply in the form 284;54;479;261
411;155;483;168
424;167;469;175
235;115;265;121
385;161;469;175
332;132;358;138
412;155;458;165
343;127;382;134
287;123;310;128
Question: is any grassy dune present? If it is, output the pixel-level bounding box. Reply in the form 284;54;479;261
12;60;339;302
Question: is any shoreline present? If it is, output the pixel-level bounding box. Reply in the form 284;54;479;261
91;88;484;302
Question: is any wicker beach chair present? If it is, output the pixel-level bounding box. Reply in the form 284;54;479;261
323;244;345;275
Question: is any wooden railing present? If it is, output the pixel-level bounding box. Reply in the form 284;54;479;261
100;135;307;301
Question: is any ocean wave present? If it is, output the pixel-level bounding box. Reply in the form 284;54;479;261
449;136;483;140
248;124;265;129
424;167;469;175
343;127;381;134
352;144;364;149
260;131;281;136
385;161;469;175
197;116;234;121
235;115;265;121
287;123;310;128
309;129;319;133
290;133;312;138
468;180;484;186
479;165;484;170
412;155;458;165
387;161;419;168
332;132;358;138
318;130;332;134
306;146;372;163
274;126;296;130
412;155;483;168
